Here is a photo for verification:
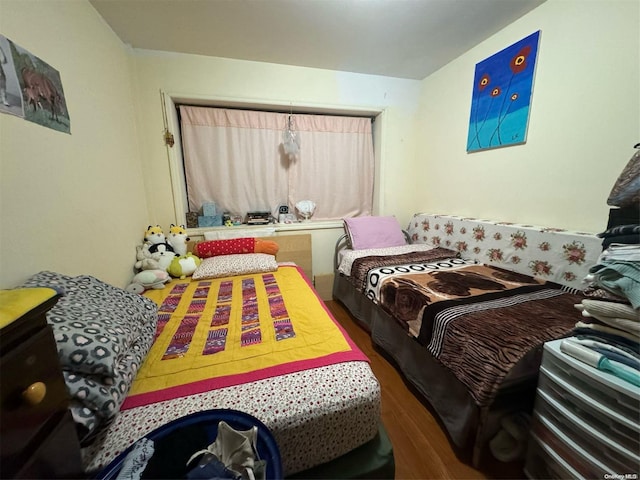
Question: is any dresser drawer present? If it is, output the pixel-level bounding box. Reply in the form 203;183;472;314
541;341;639;419
538;366;640;451
14;409;82;479
0;326;69;462
531;414;610;479
525;434;582;480
535;389;640;473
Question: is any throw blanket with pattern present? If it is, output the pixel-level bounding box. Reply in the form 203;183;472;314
122;265;367;409
350;253;584;406
428;287;583;406
349;247;458;292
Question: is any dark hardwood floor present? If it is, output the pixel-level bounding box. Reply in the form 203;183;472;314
325;300;488;480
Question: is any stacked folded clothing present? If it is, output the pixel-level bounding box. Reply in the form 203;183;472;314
576;299;640;336
574;299;639;352
597;224;640;248
573;283;639;385
583;244;640;308
571;145;640;385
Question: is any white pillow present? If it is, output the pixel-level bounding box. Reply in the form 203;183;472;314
192;253;278;280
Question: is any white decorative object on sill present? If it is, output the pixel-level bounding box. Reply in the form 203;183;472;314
295;200;316;222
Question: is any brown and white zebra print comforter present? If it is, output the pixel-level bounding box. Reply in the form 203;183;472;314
349;251;584;406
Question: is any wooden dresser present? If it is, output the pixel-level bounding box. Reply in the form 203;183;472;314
0;288;83;478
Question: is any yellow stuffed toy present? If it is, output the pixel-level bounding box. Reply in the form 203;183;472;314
144;225;165;245
167;224;190;256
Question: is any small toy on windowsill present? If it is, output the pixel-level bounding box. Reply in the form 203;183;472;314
295;200;316;222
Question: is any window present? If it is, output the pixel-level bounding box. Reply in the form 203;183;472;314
178;105;375;221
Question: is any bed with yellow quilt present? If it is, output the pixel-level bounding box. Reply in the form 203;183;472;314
21;235;383;477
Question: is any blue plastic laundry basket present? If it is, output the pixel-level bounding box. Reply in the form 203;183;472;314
96;409;282;480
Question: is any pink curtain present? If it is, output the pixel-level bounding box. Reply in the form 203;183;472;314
179;106;374;220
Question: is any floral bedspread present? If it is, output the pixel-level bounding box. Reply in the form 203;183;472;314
407;213;602;290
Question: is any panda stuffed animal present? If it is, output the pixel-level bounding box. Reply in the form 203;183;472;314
148;242;177;271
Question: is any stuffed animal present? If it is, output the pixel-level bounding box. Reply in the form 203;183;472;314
167;252;201;279
167;224;189;256
144;225;165;245
135;242;176;271
126;269;171;294
148;242;176;271
135;243;161;271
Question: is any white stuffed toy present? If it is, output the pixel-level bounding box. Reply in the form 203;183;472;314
167;224;189;256
135;243;159;271
126;269;170;294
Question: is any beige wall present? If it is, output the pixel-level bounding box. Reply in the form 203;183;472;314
415;0;639;233
131;51;423;229
0;0;148;289
2;0;637;289
129;51;423;276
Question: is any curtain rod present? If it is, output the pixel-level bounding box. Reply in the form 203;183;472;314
175;102;376;121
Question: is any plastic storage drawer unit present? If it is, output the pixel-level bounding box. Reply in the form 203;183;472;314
524;338;640;479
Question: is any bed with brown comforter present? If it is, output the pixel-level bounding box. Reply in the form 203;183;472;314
333;214;601;467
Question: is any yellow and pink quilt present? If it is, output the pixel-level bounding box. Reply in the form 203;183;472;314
122;265;367;409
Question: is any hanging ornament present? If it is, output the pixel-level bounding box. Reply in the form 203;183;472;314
282;114;300;159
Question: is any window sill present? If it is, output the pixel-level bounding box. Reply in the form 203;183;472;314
187;220;343;236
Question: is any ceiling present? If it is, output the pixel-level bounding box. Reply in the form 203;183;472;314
90;0;545;80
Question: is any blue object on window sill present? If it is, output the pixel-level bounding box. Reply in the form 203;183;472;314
198;215;223;227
